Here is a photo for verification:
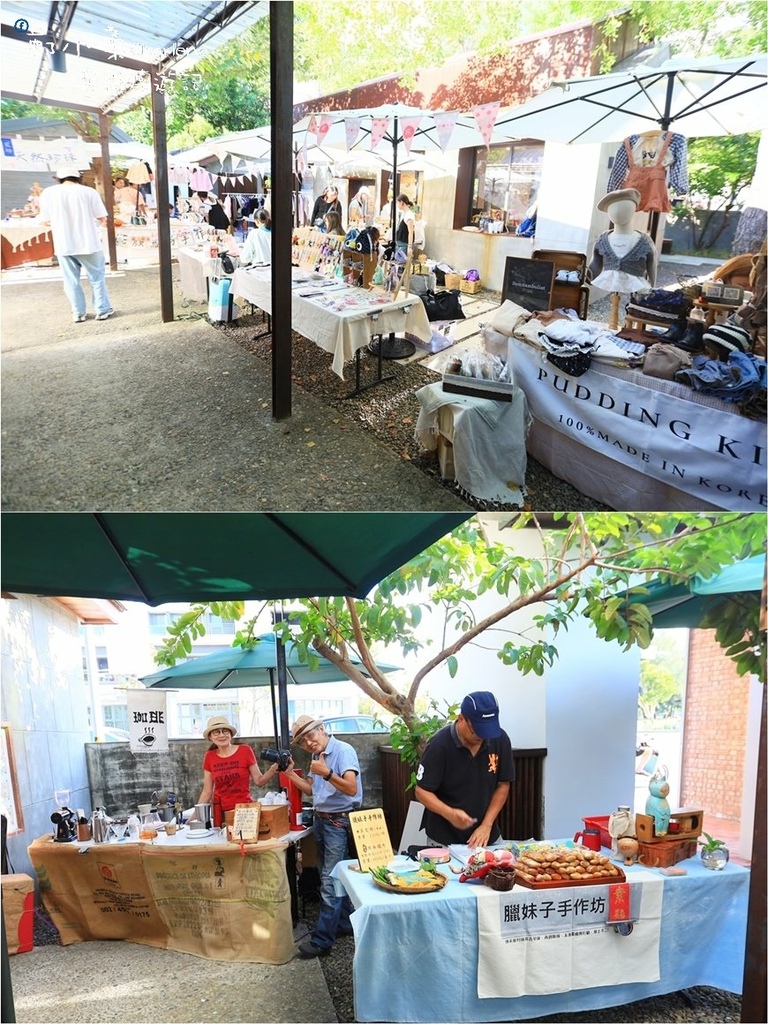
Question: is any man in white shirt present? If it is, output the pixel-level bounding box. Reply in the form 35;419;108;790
37;166;113;323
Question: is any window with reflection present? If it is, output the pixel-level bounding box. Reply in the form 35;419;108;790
468;141;544;231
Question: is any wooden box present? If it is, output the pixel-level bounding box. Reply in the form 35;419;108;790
1;873;35;954
259;803;290;840
460;279;482;294
636;810;703;843
638;838;698;868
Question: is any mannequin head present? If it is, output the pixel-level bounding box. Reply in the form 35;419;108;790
597;187;640;230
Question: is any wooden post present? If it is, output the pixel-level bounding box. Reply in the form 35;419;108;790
608;292;621;331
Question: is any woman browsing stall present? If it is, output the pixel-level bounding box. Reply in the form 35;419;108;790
196;716;279;816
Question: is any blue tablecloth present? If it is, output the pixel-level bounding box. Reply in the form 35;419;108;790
333;856;749;1022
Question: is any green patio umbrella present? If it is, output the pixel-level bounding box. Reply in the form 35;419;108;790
625;554;765;629
0;512;471;604
140;633;400;746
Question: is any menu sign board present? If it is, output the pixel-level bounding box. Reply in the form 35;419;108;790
350;808;393;871
231;802;261;842
502;256;555;312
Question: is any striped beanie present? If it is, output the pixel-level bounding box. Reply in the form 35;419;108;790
702;322;751;356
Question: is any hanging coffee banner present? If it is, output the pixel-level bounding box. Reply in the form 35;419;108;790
126;689;168;753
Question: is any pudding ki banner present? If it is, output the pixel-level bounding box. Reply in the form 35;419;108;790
510;342;765;510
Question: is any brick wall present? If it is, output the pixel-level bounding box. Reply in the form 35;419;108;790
681;631;749;823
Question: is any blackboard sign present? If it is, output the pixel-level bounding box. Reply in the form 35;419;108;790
502;257;555;312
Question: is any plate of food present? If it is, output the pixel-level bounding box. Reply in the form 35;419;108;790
514;845;625;889
369;865;448;894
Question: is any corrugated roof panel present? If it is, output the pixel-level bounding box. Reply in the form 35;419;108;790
0;1;269;112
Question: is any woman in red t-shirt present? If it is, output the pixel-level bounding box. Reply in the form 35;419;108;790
196;716;279;814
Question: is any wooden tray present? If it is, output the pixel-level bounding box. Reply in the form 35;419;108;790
371;870;448;894
515;865;626;890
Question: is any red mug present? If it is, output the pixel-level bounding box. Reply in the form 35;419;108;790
573;828;602;852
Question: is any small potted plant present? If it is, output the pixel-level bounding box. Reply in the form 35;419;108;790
698;832;730;871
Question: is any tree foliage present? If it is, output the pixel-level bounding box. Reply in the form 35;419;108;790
294;1;767;94
671;133;760;251
155;514;766;752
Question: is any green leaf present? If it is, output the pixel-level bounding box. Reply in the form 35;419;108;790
447;655;458;678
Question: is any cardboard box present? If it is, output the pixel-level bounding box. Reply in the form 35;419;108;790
459;279;482;294
259;803;290;840
1;873;35;954
444;272;462;290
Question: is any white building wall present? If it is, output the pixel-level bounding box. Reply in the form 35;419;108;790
1;595;92;877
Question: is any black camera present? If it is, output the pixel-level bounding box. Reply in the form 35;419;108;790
261;748;291;771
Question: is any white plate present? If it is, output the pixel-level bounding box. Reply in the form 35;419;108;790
186;828;214;838
386;856;421;874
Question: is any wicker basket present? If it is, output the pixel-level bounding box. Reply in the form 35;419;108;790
485;866;516;891
460;279;482;294
444;272;462;289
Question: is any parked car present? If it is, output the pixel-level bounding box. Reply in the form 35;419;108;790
322;715;390;734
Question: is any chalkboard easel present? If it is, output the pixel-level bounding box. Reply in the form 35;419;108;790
502;256;555;312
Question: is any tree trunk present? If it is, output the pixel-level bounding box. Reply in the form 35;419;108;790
732;206;767;256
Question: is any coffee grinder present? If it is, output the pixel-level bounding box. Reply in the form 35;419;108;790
51;788;77;842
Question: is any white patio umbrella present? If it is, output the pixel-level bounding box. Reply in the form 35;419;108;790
493;53;767;144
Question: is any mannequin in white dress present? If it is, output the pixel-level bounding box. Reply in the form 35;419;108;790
589;187;656;329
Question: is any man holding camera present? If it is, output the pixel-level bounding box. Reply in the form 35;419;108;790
284;716;362;958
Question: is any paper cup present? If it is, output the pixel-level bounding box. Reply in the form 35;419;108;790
165;822;177;836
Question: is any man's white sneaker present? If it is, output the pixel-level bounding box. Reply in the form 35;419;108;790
73;313;86;323
95;308;114;321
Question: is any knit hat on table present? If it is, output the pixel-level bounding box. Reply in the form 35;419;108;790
702;322;752;356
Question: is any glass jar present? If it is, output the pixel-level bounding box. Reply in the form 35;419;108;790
140;811;161;840
701;846;729;871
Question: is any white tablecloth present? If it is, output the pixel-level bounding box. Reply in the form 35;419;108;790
232;266;432;378
0;222;53;251
177;247;219;302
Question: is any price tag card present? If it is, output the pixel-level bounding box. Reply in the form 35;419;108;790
350;808;393;871
231;802;261;841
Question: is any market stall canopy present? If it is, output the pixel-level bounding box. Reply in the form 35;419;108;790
623;553;765;629
140;633;401;747
0;512;472;603
0;1;269;113
140;634;400;690
493;53;767;144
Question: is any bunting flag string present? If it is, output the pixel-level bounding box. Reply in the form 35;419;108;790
400;116;422;155
370;116;389;151
473;100;501;148
344;115;362;150
434;111;459;151
317;114;334;144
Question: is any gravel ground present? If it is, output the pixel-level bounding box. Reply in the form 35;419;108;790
215;258;719;513
31;896;742;1023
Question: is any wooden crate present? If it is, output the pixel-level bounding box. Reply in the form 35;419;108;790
259;803;290;840
638;838;698;868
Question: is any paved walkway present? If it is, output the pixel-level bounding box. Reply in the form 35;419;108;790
0;266;467;511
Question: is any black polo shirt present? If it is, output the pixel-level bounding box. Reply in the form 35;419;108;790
415;722;514;846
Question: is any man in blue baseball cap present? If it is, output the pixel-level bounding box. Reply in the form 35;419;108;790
415;691;514;848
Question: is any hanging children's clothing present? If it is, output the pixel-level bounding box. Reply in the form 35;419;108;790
607;132;689;212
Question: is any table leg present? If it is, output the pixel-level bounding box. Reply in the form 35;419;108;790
251;310;272;342
344;334;396;398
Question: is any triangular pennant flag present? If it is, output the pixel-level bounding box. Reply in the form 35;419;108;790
344;116;361;150
400;116;422;156
307;114;319;135
317;114;334;144
473;100;500;148
434;111;459;151
370;117;390;151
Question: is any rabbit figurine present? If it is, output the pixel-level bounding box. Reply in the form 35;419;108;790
646;774;671;836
